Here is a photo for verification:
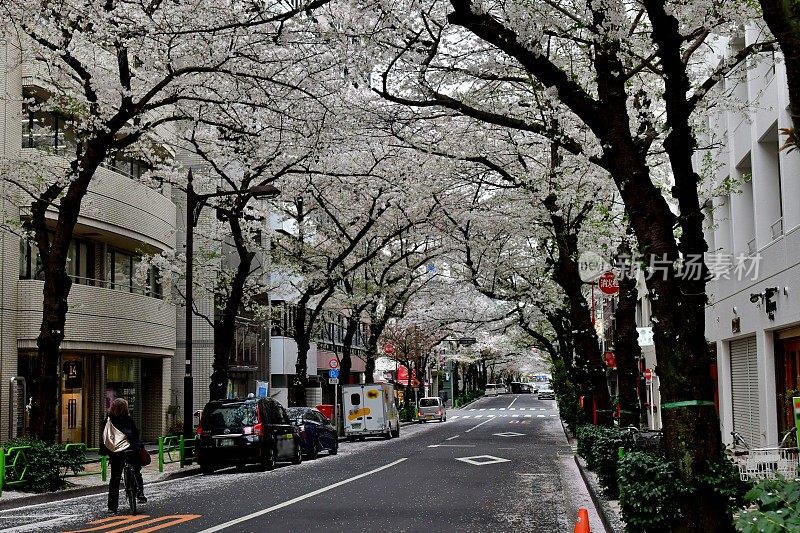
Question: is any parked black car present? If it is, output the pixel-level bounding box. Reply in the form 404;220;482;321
286;407;339;458
196;397;302;474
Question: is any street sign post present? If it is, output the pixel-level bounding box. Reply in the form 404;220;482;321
328;358;339;369
329;377;339;385
329;369;339;379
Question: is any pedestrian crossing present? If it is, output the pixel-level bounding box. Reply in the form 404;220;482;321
450;413;558;419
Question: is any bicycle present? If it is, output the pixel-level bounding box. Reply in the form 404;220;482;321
730;429;799;481
122;456;139;515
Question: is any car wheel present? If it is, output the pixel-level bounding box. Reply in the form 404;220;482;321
384;426;392;440
330;440;338;455
391;424;400;438
347;436;355;443
439;416;443;422
309;439;319;460
292;443;302;465
262;446;276;471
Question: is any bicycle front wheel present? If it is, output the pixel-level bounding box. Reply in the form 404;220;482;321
124;467;137;515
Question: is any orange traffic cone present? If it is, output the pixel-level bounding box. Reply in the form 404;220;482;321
574;507;591;533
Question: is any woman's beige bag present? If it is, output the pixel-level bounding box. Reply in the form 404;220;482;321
103;418;130;452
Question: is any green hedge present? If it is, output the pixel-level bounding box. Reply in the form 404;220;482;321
5;437;86;493
735;476;800;533
576;425;626;497
618;452;688;533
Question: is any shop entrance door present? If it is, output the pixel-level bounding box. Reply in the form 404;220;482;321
61;358;84;443
776;338;800;436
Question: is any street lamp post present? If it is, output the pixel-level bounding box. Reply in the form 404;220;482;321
183;169;280;437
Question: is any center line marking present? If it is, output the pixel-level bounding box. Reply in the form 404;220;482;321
446;435;460;441
507;397;518;409
465;418;495;433
197;458;408;532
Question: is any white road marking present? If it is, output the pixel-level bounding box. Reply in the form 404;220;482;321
512;414;520;418
507;397;518;409
525;414;532;418
508;408;516;411
493;432;525;437
446;435;460;441
537;414;546;418
455;455;511;466
197;458;408;533
469;409;476;411
499;408;506;411
489;408;496;411
550;414;558;417
474;415;483;418
465;417;496;433
450;415;460;419
428;444;475;448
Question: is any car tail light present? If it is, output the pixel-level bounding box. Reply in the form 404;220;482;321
253;422;264;437
196;424;203;436
418;411;422;417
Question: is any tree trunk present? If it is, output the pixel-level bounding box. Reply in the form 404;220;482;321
613;238;643;427
759;0;800;137
291;304;310;407
29;142;108;442
340;316;359;385
211;215;255;401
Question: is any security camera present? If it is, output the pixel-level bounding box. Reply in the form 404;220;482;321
750;293;761;304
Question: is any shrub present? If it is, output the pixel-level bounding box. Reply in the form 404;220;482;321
735;476;800;533
698;455;753;517
576;424;626;497
5;438;85;493
618;452;689;532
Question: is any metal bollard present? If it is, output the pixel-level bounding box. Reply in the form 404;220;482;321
179;436;185;468
101;456;107;482
158;437;165;473
618;446;625;461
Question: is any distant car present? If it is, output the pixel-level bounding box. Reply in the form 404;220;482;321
196;397;302;474
287;407;339;458
538;387;556;400
524;382;539;394
510;382;532;394
484;384;498;397
417;397;447;423
495;383;508;394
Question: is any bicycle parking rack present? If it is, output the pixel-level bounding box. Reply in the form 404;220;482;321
158;435;198;472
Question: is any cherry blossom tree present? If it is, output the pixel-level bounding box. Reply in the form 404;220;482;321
0;0;333;441
359;0;771;526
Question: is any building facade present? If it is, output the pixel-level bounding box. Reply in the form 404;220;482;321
1;31;177;444
703;27;800;448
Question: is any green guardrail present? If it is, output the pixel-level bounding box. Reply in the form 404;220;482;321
0;446;31;497
63;443;107;482
158;435;198;472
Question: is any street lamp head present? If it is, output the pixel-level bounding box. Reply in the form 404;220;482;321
248;184;281;198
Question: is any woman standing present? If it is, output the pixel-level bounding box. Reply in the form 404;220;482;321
100;398;147;513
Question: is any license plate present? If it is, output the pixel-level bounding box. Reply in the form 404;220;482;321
217;438;234;447
351;423;362;429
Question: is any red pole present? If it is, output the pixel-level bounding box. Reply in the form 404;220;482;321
591;280;596;326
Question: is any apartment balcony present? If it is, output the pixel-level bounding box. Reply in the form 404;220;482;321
16;279;176;356
19;150;176;251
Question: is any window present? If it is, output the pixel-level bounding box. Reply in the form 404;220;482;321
419;398;440;407
350;393;361;406
19;239;44;281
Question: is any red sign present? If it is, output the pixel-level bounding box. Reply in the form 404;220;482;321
328;358;339;369
383;343;395;355
598;271;619;295
604;351;616;368
644;368;652;383
397;365;416;383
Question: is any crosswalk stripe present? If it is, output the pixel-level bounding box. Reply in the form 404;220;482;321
525;414;532;418
499;408;506;411
469;409;476;411
475;415;483;418
509;408;516;411
512;414;519;418
537;414;545;418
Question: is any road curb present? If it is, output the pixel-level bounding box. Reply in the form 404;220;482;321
0;467;201;511
573;455;625;533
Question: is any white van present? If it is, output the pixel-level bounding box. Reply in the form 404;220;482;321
484;384;498;397
342;383;400;441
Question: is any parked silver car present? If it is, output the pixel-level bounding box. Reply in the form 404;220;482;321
417;397;447;422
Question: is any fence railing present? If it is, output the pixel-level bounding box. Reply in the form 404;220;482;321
0;446;31;496
158;435;197;472
62;443;108;481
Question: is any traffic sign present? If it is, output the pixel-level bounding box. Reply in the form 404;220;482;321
598;271;619;295
383;343;395;355
329;377;339;385
328;358;339;369
328;369;339;378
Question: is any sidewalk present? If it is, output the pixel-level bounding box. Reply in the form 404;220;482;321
0;447;200;511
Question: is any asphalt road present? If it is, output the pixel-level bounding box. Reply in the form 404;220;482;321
0;394;602;533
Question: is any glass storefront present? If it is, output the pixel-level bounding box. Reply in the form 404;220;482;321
106;357;142;431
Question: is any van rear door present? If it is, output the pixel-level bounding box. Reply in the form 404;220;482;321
344;386;366;434
362;385;386;432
